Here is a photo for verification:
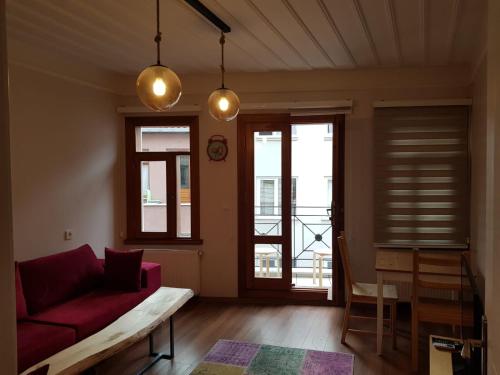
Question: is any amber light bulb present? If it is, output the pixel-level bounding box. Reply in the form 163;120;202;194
208;88;240;121
136;65;181;112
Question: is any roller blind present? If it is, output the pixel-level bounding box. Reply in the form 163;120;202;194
374;106;470;248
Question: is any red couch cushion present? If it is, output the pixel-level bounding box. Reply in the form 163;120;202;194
104;248;144;291
18;244;104;314
15;262;28;320
17;322;76;373
27;288;153;340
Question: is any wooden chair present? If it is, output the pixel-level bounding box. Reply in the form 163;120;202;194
411;250;474;371
337;232;398;347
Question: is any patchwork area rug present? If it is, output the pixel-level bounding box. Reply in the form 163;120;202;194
190;339;354;375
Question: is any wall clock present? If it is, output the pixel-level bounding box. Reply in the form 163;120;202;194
207;135;228;161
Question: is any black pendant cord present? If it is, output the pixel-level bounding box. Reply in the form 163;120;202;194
220;32;225;89
154;0;161;65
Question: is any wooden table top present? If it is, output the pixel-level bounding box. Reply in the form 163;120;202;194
22;287;194;375
375;248;463;276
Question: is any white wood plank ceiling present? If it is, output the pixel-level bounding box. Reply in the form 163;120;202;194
6;0;486;75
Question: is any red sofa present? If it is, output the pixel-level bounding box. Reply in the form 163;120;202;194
15;244;161;373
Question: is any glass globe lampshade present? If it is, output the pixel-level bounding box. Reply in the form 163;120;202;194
136;65;182;112
208;88;240;121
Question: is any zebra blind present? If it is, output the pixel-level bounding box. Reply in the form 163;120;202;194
374;106;470;248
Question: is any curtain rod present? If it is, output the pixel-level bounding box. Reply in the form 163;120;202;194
373;99;472;108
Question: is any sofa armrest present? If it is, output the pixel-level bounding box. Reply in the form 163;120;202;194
140;262;161;291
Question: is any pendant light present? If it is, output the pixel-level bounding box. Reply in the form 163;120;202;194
137;0;181;111
208;32;240;121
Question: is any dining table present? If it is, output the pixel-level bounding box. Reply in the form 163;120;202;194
375;248;465;355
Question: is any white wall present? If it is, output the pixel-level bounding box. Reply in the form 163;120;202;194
0;0;18;372
117;67;472;296
8;63;122;260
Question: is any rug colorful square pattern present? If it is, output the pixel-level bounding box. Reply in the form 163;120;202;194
191;340;354;375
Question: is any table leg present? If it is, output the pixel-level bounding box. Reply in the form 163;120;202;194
319;256;323;288
137;316;174;375
377;272;383;355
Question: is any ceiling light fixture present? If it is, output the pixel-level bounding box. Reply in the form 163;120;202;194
207;32;240;122
137;0;182;111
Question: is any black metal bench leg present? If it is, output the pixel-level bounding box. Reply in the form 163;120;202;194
137;316;174;375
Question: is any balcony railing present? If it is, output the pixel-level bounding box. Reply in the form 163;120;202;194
254;205;333;271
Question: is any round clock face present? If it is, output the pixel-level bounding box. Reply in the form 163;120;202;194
207;139;228;161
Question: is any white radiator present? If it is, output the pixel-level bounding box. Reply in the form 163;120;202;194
143;249;202;295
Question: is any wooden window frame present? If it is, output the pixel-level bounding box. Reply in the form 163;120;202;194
124;116;201;245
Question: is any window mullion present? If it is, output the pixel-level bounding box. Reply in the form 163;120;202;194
166;154;177;238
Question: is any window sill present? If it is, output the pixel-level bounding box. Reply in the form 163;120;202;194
124;238;203;245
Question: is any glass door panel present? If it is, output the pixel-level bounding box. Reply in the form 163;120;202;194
254;131;282;236
291;123;333;289
246;116;291;291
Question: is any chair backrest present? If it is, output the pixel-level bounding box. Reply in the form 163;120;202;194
337;231;353;298
412;250;466;303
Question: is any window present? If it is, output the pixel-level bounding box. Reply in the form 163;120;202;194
259;131;274;136
373;106;469;248
257;177;297;216
327;124;333;134
260;180;275;215
125;116;200;244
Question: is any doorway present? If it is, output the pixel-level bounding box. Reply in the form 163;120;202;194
238;114;345;305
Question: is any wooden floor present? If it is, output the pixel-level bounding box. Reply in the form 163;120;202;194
96;300;445;375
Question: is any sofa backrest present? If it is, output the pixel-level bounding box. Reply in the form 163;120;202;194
18;244;104;314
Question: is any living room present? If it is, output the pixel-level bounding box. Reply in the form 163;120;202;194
1;0;499;374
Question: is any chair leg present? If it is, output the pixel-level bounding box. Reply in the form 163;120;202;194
259;255;263;277
319;255;324;288
341;299;351;344
312;253;316;284
411;306;419;371
391;302;397;350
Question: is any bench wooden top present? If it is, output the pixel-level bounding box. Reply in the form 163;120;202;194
22;287;194;375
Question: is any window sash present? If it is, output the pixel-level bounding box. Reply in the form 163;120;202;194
125;116;200;243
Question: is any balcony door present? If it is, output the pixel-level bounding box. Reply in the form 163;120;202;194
238;114;345;304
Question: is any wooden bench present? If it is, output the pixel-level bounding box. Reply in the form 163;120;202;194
22;287;194;375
